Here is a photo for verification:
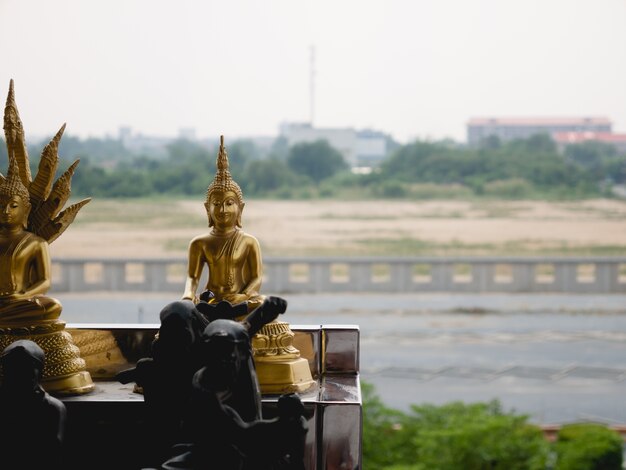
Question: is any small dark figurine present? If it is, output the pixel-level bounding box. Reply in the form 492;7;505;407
0;339;67;469
116;299;206;466
160;296;309;470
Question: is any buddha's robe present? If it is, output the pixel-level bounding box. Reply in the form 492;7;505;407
0;231;61;324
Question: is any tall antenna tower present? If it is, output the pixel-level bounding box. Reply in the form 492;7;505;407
310;45;316;126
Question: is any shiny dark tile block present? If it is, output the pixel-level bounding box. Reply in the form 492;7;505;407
320;402;362;469
321;374;361;403
292;324;322;380
322;325;360;374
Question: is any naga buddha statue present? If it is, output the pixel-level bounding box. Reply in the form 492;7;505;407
0;80;94;395
183;136;314;394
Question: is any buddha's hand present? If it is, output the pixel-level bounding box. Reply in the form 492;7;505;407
0;292;25;302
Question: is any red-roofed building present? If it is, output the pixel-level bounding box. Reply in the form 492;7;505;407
467;117;612;145
553;132;626;153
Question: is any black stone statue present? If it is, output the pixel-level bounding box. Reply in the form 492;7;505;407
118;295;307;469
160;296;309;470
116;299;206;466
0;339;67;469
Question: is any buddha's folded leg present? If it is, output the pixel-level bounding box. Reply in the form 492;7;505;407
0;297;62;323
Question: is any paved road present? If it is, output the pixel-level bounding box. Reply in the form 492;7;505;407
59;292;626;425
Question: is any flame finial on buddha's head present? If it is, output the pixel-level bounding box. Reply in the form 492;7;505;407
205;135;244;207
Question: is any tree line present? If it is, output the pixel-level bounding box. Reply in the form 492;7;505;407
0;133;624;199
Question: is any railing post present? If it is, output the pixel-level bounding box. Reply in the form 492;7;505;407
431;262;452;291
472;262;492;292
65;262;87;292
595;262;617;293
391;263;412;292
512;262;533;292
349;263;369;292
104;261;127;291
145;262;168;292
310;262;329;293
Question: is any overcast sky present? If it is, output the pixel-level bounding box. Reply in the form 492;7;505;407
1;0;625;143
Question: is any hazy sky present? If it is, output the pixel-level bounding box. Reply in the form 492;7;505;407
1;0;625;143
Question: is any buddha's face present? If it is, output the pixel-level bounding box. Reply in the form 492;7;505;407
1;356;40;394
205;337;244;390
0;195;29;229
205;190;243;229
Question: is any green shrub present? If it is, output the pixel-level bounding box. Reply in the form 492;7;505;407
555;423;623;470
383;465;426;470
362;383;549;470
362;383;416;467
374;180;408;198
410;401;549;470
407;183;474;200
483;178;533;199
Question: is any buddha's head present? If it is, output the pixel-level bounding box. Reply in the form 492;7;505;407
0;158;30;230
201;319;250;389
0;340;45;394
205;136;244;229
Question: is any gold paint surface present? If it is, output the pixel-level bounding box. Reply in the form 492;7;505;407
182;136;313;390
254;357;317;394
0;81;93;395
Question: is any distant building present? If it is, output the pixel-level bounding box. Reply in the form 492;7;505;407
355;129;388;168
279;122;388;168
118;126;132;144
552;132;626;154
117;126;172;158
178;127;197;141
467;117;612;145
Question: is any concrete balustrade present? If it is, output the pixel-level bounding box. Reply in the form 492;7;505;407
50;256;626;294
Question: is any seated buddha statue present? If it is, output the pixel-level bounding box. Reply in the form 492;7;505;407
182;136;314;394
182;135;264;314
0;79;93;395
0;167;62;323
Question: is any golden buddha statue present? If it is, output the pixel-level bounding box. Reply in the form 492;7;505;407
183;136;314;394
183;139;264;312
0;80;93;395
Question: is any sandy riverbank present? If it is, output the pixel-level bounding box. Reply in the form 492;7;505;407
50;198;626;259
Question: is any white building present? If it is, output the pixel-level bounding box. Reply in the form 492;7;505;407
279;122;388;169
178;127;197;141
467;117;612;145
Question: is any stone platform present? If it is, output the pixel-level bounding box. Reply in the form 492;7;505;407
59;324;361;470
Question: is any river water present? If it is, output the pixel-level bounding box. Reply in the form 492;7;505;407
58;292;626;425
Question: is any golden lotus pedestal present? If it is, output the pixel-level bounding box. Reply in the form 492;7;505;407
252;320;316;394
0;320;94;395
70;329;128;379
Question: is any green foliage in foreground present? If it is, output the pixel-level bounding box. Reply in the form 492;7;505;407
363;383;549;469
363;383;624;470
555;423;623;470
